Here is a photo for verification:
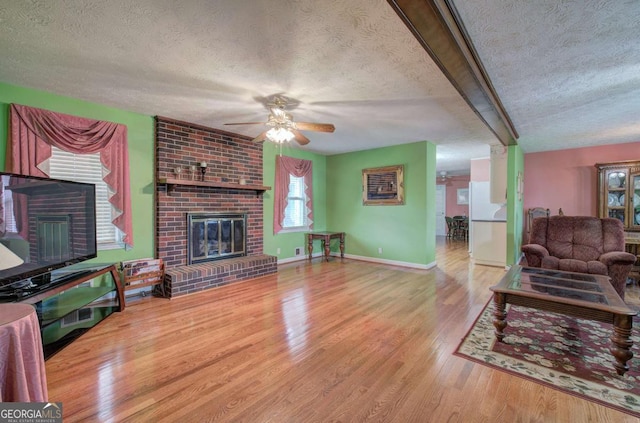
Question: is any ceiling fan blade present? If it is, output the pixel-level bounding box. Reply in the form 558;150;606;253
252;131;268;142
224;122;266;126
295;122;335;133
292;130;310;145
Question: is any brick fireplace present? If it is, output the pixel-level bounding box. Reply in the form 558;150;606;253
155;116;276;298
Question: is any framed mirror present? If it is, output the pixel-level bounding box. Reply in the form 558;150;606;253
362;165;404;205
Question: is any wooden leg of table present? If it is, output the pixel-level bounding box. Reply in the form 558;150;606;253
611;314;633;376
307;234;313;260
492;293;507;342
110;266;126;311
322;238;329;262
339;234;345;258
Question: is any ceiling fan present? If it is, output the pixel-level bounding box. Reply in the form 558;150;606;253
439;171;453;183
224;96;335;145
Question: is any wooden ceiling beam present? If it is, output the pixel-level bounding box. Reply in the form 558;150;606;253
388;0;519;146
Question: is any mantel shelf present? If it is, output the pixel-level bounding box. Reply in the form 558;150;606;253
157;178;271;196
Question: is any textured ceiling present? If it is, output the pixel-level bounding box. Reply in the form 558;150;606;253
451;0;640;153
0;1;638;174
0;0;495;174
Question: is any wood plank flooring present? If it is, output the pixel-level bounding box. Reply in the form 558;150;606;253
45;238;639;422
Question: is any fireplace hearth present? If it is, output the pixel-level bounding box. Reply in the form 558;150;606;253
187;213;246;264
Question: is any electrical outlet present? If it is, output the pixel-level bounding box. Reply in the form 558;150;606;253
378;247;383;254
276;248;281;254
295;247;303;256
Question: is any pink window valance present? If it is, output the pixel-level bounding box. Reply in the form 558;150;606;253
274;155;313;234
8;103;133;248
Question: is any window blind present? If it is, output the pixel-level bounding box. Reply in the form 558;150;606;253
2;189;17;232
283;175;308;228
48;147;120;245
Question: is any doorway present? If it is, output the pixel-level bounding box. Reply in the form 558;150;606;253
435;184;446;236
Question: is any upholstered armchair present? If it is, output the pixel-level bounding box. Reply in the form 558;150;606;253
522;215;636;299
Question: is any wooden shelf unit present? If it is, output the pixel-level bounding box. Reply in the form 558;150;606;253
157;178;271;196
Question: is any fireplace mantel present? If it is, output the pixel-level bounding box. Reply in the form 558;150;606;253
157;178;271;196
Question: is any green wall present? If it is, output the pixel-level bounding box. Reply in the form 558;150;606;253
0;82;155;263
506;144;524;265
325;141;436;266
0;82;506;269
262;142;327;260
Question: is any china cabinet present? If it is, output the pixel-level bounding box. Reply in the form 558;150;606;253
595;160;640;231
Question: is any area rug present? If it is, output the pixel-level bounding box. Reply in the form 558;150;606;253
454;301;640;417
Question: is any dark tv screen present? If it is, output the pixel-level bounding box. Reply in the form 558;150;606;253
0;172;97;287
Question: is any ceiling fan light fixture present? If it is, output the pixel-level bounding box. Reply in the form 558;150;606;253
266;127;295;143
224;95;334;146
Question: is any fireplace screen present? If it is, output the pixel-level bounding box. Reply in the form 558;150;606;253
187;213;246;264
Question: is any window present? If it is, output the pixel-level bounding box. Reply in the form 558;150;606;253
282;175;310;231
48;147;123;249
274;155;313;234
1;186;17;233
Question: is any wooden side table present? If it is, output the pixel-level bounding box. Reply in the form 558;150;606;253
307;232;345;262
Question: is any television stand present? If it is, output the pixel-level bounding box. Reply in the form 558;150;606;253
18;263;125;359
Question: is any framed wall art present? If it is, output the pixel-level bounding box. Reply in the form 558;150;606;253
457;188;469;205
362;165;404;206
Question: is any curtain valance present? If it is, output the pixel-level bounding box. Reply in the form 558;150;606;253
8;104;133;247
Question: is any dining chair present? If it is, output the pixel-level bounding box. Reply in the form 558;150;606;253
445;216;456;239
452;215;469;240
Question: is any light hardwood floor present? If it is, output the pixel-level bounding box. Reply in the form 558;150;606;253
46;238;639;422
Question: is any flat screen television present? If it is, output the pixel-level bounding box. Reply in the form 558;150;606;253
0;172;97;288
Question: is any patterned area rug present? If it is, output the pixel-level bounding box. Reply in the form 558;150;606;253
455;301;640;417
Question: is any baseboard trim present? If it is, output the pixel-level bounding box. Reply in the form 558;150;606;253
471;258;505;267
340;253;436;270
277;252;322;264
277;252;436;270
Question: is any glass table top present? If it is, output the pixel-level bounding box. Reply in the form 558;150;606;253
495;266;614;306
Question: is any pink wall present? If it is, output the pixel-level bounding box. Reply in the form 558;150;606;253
470;157;490;182
524;141;640;217
438;175;470;217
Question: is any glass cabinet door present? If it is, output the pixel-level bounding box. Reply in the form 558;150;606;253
606;169;627;223
632;173;640;227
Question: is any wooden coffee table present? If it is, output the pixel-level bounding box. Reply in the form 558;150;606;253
489;265;637;376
